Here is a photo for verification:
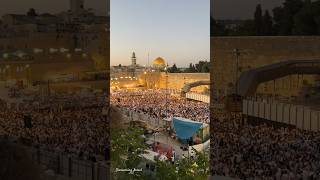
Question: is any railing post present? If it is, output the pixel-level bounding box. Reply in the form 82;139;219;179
97;164;100;180
57;153;60;174
37;147;40;164
92;162;96;180
68;157;72;177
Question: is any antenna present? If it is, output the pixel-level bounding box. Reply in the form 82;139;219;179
147;52;150;68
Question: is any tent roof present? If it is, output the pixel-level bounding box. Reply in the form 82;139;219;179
173;117;208;128
172;117;203;141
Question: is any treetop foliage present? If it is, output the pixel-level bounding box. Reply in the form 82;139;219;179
211;0;320;36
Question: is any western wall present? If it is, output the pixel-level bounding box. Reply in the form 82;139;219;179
158;73;209;92
111;71;210;92
211;36;320;98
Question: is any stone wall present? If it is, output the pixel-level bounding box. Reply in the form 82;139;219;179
111;71;210;92
159;73;210;91
211;36;320;98
0;30;109;86
0;33;73;50
0;31;109;52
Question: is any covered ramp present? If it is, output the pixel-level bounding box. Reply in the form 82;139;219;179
236;60;320;97
181;80;210;94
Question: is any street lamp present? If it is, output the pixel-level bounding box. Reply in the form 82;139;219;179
25;64;30;86
233;48;240;94
231;48;249;95
6;65;10;75
144;71;147;88
5;65;10;86
164;65;168;119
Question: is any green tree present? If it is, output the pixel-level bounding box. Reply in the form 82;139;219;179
262;10;273;35
292;0;317;35
212;0;320;36
312;1;320;34
27;8;38;16
254;4;263;35
211;17;228;36
168;64;180;73
185;63;197;73
273;6;285;35
200;63;210;73
273;0;304;35
195;61;210;73
155;160;179;180
154;150;209;180
230;20;255;36
111;125;147;180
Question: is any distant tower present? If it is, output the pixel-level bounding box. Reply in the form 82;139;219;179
131;52;137;67
70;0;85;14
131;52;137;77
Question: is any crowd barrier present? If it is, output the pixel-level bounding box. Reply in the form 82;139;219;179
25;146;110;180
243;99;320;131
166;89;181;94
186;93;210;103
119;107;166;128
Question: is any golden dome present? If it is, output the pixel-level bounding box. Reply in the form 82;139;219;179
153;57;166;66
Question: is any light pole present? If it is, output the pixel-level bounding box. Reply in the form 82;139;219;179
164;65;169;145
5;65;10;87
144;71;147;89
25;64;30;87
233;48;240;94
164;65;168;118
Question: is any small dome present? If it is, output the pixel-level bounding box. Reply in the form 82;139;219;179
153;57;166;66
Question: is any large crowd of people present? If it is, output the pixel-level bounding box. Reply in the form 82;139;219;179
111;89;210;124
0;91;109;161
211;110;320;179
5;86;320;179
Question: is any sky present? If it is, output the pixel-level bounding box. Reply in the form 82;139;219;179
211;0;284;19
111;0;210;67
0;0;108;15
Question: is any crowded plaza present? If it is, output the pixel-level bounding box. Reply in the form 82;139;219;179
0;89;109;161
211;110;320;179
111;89;210;124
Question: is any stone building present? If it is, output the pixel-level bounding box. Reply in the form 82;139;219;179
0;0;109;88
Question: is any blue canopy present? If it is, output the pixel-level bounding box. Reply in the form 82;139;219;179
172;117;203;143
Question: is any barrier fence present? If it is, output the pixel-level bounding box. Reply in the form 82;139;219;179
24;146;110;180
243;99;320;131
118;107;166;128
186;93;210;103
166;89;181;94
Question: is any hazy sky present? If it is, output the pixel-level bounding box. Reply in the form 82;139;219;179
0;0;108;15
111;0;210;67
212;0;284;19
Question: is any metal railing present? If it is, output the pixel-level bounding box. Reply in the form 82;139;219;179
25;146;110;180
243;99;320;131
118;107;165;128
186;93;210;103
